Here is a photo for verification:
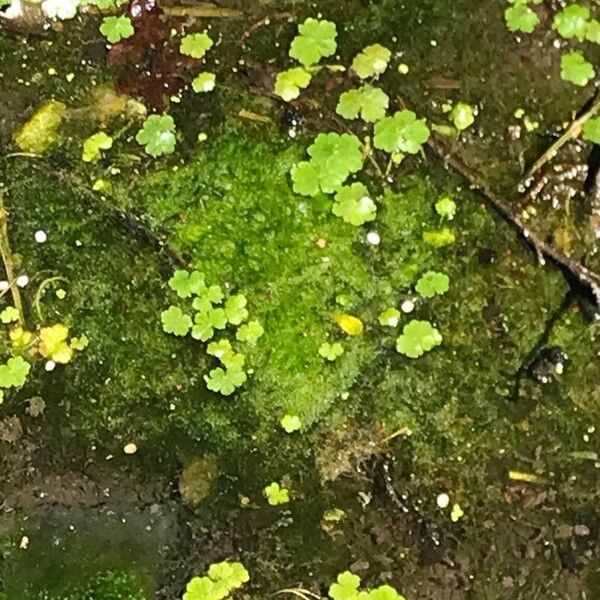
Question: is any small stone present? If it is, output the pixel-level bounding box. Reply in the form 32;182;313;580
366;231;380;245
34;230;47;243
123;442;137;455
401;299;415;313
573;524;590;537
436;492;450;508
44;360;56;372
19;536;29;550
16;275;29;288
316;237;327;248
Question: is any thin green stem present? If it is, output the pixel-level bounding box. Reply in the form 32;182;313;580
0;190;24;326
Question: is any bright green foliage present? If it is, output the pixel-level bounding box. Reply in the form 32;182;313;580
329;571;361;600
434;196;457;220
99;15;134;43
373;110;430;154
291;133;364;195
290;161;319;196
224;294;248;325
451;502;465;522
183;561;249;600
191;72;216;93
82;131;113;162
450;102;475;131
552;4;590;40
560;51;595;86
582;117;600;144
264;481;290;505
192;285;224;312
207;561;249;593
378;307;400;327
236;320;264;345
368;585;406;600
169;270;206;298
135;114;177;157
0;356;30;388
586;19;600;43
204;365;247;395
332;183;377;226
280;414;302;432
191;307;227;341
207;339;233;359
351;44;391;79
289;18;337;66
415;271;450;298
505;3;540;33
180;32;213;58
423;227;455;246
161;306;192;336
336;85;389;123
274;68;312;102
396;319;442;358
319;341;344;361
0;306;20;324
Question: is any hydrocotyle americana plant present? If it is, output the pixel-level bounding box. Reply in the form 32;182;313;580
183;561;249;600
328;570;406;600
504;1;598;86
274;17;339;101
161;270;263;396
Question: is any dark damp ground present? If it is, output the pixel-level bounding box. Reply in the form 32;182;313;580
0;1;599;598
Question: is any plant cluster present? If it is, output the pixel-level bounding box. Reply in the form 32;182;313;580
183;561;249;600
263;481;290;505
505;1;598;86
277;29;433;228
329;571;406;600
274;18;338;101
161;270;263;396
0;305;88;403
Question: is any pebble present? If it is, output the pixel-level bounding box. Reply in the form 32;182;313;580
366;231;380;245
16;275;29;288
436;492;450;509
401;299;415;313
34;230;47;243
123;442;138;455
44;360;56;372
19;536;29;550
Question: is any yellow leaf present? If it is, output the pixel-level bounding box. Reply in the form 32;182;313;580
334;313;364;336
70;335;89;351
9;326;34;348
39;324;70;360
13;100;67;154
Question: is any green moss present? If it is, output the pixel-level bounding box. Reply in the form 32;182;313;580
38;569;149;600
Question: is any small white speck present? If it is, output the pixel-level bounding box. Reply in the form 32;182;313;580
401;299;415;313
44;360;56;372
436;492;450;509
16;275;29;288
34;230;47;243
0;281;9;291
19;536;29;550
555;363;564;375
366;231;380;245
